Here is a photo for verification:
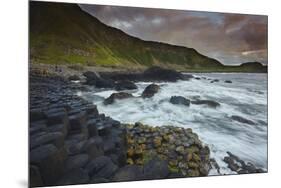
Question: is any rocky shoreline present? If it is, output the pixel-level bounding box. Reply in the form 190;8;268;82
29;66;265;187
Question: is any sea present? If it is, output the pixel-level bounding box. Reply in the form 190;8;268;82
78;73;268;175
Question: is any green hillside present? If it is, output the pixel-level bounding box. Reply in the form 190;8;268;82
29;1;267;72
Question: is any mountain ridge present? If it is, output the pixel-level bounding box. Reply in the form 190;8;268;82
29;1;267;73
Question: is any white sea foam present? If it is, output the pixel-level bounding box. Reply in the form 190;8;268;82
80;73;268;175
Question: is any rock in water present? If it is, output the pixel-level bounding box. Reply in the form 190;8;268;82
225;80;232;83
83;71;115;88
170;96;190;106
143;66;183;82
68;75;80;81
115;80;137;91
104;92;133;105
191;99;220;108
231;115;256;125
141;84;160;98
83;71;100;80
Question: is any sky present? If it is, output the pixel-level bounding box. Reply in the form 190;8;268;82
80;4;268;65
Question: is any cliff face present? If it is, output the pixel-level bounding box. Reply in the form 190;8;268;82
29;1;223;69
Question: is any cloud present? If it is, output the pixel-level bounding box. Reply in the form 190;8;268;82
79;4;267;65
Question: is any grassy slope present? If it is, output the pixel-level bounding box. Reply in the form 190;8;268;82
29;1;267;73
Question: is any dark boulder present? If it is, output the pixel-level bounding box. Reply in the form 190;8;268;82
115;80;137;91
191;99;220;108
223;151;265;174
141;84;160;98
68;75;80;81
231;115;256;125
95;78;115;88
170;96;190;106
112;165;144;182
210;79;219;83
143;158;169;179
83;71;100;81
182;74;194;80
83;71;115;88
104;92;133;105
225;80;232;83
85;156;118;179
143;66;183;82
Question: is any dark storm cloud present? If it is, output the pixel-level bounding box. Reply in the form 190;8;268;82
80;4;267;65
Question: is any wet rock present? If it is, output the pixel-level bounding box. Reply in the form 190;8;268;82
56;169;90;186
170;96;190;106
68;75;80;81
85;156;118;179
83;71;100;85
182;74;194;80
210;79;219;83
112;165;144;181
144;158;169;179
191;99;220;108
115;80;137;91
223;151;265;174
143;66;183;82
95;78;115;88
141;84;160;98
225;80;232;83
231;115;256;125
223;156;239;171
83;71;115;88
104;92;133;105
83;71;100;80
210;158;220;174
